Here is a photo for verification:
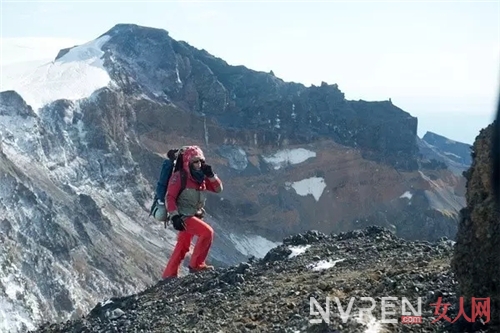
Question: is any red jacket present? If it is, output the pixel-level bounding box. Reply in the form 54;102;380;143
166;145;223;217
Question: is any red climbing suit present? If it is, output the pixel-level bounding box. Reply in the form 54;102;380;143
162;145;223;278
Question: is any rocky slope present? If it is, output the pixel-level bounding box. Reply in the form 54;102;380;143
31;226;489;333
0;90;173;332
1;23;468;332
451;121;500;331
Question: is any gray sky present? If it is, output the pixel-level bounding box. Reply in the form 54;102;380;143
1;0;499;144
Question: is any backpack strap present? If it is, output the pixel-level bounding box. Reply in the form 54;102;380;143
173;152;187;199
164;169;188;229
179;168;187;196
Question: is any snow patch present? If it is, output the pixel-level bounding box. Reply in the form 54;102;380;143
400;191;412;200
0;296;37;332
443;151;460;159
175;64;182;85
0;263;42;333
3;273;24;301
263;148;316;170
285;177;326;201
4;35;112;111
218;146;248;170
418;171;432;183
101;299;114;306
356;313;385;333
307;258;345;271
274;114;281;129
229;233;281;258
288;245;311;258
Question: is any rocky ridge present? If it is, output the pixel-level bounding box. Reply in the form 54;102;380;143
101;23;420;172
32;226;492;333
422;132;471;167
417;132;472;175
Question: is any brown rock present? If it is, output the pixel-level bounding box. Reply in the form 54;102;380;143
451;121;500;330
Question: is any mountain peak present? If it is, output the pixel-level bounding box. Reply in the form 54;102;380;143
422;131;470;147
422;131;471;149
99;23;171;41
419;130;472;173
423;131;452;142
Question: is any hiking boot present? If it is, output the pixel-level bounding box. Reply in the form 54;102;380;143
188;265;214;273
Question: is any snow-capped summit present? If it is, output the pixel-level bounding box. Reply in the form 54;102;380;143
3;35;113;112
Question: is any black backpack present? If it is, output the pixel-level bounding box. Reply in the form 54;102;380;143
150;151;187;227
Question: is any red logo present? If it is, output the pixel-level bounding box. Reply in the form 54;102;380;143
430;297;490;323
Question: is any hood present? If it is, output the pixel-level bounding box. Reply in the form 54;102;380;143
181;145;206;174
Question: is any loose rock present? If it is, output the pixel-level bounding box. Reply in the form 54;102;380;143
30;226;493;333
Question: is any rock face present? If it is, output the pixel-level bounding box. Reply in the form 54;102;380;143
0;90;37;118
0;90;175;333
32;226;463;333
451;121;500;331
101;23;419;171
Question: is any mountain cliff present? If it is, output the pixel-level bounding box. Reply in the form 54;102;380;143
1;23;468;332
99;23;420;172
452;121;500;331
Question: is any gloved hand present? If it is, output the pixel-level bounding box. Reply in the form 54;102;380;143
171;215;186;231
201;163;214;178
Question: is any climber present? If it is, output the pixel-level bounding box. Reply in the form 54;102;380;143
162;145;223;279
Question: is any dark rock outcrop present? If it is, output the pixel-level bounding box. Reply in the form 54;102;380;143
0;90;37;118
54;46;79;61
451;122;500;331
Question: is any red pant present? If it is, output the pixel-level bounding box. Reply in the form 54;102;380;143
162;216;214;278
